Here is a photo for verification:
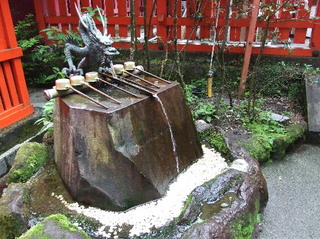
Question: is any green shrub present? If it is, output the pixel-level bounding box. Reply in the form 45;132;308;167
15;14;72;85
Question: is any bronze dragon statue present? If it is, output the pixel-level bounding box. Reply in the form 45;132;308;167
63;5;119;76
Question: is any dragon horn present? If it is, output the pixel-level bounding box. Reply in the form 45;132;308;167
97;6;108;36
75;3;89;29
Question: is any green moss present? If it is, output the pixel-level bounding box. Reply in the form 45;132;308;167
242;135;273;162
285;124;306;143
199;128;232;160
242;122;306;163
0;214;24;239
230;200;260;239
18;223;47;239
47;214;80;233
19;214;90;239
8;142;48;183
177;194;194;221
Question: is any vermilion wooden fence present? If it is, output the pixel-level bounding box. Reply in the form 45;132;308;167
34;0;320;57
0;0;34;129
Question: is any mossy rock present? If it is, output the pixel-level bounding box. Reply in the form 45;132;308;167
241;123;307;164
230;200;260;239
198;128;233;161
7;142;48;184
0;183;29;239
271;136;289;160
18;214;90;239
241;135;273;163
285;123;307;143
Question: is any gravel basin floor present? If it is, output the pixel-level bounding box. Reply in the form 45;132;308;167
258;144;320;239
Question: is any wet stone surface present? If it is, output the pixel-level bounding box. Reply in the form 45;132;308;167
54;80;202;211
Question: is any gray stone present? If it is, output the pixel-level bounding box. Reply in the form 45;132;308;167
268;112;290;123
0;159;7;178
54;81;202;211
230;158;249;173
195;119;211;132
306;74;320;132
220;202;229;208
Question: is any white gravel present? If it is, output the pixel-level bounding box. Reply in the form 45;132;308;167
59;145;230;238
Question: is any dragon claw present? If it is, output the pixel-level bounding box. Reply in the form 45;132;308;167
98;67;113;75
63;67;84;77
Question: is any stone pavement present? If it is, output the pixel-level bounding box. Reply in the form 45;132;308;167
258;144;320;239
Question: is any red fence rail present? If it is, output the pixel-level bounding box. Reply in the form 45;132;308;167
0;0;34;129
33;0;320;57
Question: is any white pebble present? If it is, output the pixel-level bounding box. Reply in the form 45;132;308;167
64;145;229;237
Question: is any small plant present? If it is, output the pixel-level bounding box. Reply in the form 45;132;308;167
184;84;199;105
45;67;66;82
193;101;218;123
41;26;81;46
35;100;55;132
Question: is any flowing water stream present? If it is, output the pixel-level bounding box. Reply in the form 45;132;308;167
154;95;180;173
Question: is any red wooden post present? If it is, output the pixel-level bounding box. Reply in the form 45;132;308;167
33;0;46;33
105;0;116;36
176;0;182;39
277;0;292;42
216;0;227;41
144;0;154;38
311;0;320;51
157;0;168;42
81;0;91;7
118;0;128;37
3;61;19;106
0;0;34;128
200;0;212;40
58;0;69;33
292;1;310;44
238;0;260;99
135;0;141;38
185;0;196;40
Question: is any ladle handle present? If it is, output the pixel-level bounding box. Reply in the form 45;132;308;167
84;82;121;104
135;68;171;84
98;78;140;98
124;70;160;89
70;86;109;110
101;73;156;97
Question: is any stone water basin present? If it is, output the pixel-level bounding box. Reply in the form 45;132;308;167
54;79;202;211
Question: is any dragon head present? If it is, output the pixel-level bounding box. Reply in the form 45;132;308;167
76;5;119;57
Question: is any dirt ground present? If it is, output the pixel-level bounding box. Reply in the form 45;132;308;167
206;96;307;145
